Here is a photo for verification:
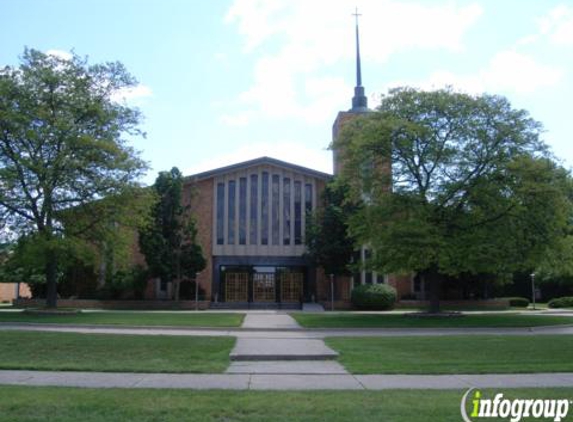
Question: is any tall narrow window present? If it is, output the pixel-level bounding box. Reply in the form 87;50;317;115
216;182;225;245
249;174;258;245
294;181;302;245
272;175;280;245
261;172;269;245
304;183;313;214
227;180;236;245
239;177;247;245
283;178;291;245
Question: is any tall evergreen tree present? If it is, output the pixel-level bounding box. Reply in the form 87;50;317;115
138;167;205;301
305;182;356;284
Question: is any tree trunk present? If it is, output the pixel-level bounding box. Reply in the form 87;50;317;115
426;271;441;314
173;250;181;302
45;246;58;308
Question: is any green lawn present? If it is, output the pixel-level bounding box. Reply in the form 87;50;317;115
292;313;573;328
0;387;571;422
0;331;234;373
0;311;244;327
326;335;573;374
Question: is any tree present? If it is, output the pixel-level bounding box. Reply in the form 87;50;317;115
0;48;148;308
335;87;573;312
305;182;356;279
138;167;206;301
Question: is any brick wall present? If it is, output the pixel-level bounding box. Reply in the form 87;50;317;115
184;177;214;300
0;283;31;302
388;274;413;299
14;298;211;310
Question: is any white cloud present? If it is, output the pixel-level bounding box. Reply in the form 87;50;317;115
46;49;73;60
219;111;253;126
538;4;573;45
222;0;483;125
110;84;153;104
185;140;332;175
406;50;563;96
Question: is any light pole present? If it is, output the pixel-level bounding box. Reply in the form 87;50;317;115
329;273;335;312
530;272;536;310
195;272;201;311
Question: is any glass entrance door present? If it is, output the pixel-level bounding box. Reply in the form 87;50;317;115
253;273;276;302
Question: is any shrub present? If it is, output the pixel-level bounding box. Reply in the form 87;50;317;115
548;296;573;309
503;297;530;308
179;279;206;300
351;283;397;310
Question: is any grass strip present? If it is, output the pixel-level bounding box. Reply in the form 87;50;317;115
326;335;573;374
0;331;234;373
0;387;571;422
292;313;573;328
0;311;244;327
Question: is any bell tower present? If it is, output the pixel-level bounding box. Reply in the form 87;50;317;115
332;7;370;175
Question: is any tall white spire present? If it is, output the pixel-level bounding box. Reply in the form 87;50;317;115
351;7;368;112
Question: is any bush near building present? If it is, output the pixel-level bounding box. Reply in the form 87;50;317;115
351;284;397;310
548;297;573;309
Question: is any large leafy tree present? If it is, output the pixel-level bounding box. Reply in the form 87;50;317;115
335;87;572;312
138;167;206;301
0;48;148;307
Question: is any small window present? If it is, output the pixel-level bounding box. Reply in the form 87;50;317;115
160;279;168;292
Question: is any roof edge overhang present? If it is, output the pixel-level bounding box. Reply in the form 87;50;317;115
185;156;333;182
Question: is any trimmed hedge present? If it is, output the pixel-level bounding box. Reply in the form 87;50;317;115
504;297;530;308
548;297;573;309
351;284;397;311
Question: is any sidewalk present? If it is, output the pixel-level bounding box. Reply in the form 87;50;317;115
1;323;572;338
227;313;346;375
1;312;573;390
1;370;572;390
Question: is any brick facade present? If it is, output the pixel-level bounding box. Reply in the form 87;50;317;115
0;283;31;302
183;177;214;299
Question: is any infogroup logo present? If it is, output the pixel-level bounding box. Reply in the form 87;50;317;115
461;389;571;422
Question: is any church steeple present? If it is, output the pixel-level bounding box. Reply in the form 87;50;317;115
332;8;370;175
351;7;368;112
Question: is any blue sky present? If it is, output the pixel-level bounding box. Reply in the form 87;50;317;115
1;0;572;184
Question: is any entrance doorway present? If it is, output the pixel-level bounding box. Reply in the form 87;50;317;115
222;266;304;303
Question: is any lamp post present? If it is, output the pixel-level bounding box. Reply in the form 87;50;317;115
530;272;536;310
195;272;201;311
329;273;335;312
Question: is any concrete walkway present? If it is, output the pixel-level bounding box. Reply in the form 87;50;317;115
1;370;572;390
1;323;573;338
1;311;573;390
227;313;344;375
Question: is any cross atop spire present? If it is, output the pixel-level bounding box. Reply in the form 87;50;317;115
351;6;368;112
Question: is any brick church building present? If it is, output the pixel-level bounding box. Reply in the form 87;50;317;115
143;18;416;308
